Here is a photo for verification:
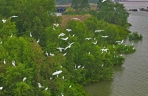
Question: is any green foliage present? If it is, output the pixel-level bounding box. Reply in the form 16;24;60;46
128;32;143;40
71;0;90;12
97;0;129;27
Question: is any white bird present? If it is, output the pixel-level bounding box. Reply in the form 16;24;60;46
61;93;64;96
95;30;104;33
2;19;6;23
50;52;54;56
52;70;62;75
45;87;48;90
63;53;67;56
77;65;81;68
102;36;108;38
102;0;106;2
62;76;64;79
88;52;90;54
60;66;62;68
45;51;48;56
53;23;59;27
10;33;13;38
0;87;3;90
11;15;18;18
38;83;43;88
12;60;15;66
85;38;92;40
23;77;27;82
82;66;85;69
37;39;40;43
57;47;64;52
58;33;65;38
61;37;68;41
30;32;32;37
71;18;80;20
64;42;74;50
66;28;72;32
0;41;2;44
92;41;97;44
50;77;52;80
3;59;6;64
69;85;72;88
53;26;56;30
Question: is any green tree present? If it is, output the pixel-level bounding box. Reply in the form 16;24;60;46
71;0;90;12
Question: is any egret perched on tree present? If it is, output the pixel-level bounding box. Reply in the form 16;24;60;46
2;19;6;23
10;33;13;38
0;41;2;44
85;38;92;40
58;33;65;38
30;32;32;37
3;59;6;64
102;35;108;38
69;85;72;88
12;60;15;66
95;30;104;33
23;77;27;82
50;52;54;56
38;83;43;88
45;51;48;56
92;41;97;44
0;87;3;90
37;39;40;43
57;47;64;52
63;53;67;56
53;23;59;27
61;37;68;41
66;28;71;32
52;70;62;76
45;87;48;90
11;15;18;18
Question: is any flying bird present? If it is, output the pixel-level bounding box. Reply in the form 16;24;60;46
58;33;65;38
11;15;18;18
85;38;92;40
95;30;104;33
57;47;64;52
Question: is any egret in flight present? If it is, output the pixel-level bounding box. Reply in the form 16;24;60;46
58;33;65;38
11;15;18;18
95;30;104;33
57;47;64;52
85;38;92;40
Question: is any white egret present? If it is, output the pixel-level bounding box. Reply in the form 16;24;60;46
61;37;68;41
69;85;72;88
50;52;54;56
12;60;15;66
85;38;92;40
88;52;90;54
53;26;56;30
53;23;59;27
57;47;64;52
102;36;108;38
71;18;80;20
3;59;6;64
30;32;32;37
62;76;64;79
66;28;71;32
2;19;6;23
37;39;40;43
58;33;65;38
95;30;104;33
0;87;3;90
92;41;97;44
64;42;74;50
82;66;85;69
10;33;13;38
77;65;81;68
50;77;52;80
52;70;62;76
0;41;2;44
11;15;18;18
23;77;27;82
45;51;48;56
102;0;106;2
63;53;67;56
45;87;48;90
38;83;43;88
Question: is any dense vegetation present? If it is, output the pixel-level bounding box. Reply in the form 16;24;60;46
0;0;139;96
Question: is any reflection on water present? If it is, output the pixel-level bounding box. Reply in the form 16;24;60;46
85;2;148;96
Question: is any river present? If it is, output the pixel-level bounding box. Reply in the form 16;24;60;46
85;2;148;96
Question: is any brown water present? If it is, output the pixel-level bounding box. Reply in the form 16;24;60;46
85;2;148;96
